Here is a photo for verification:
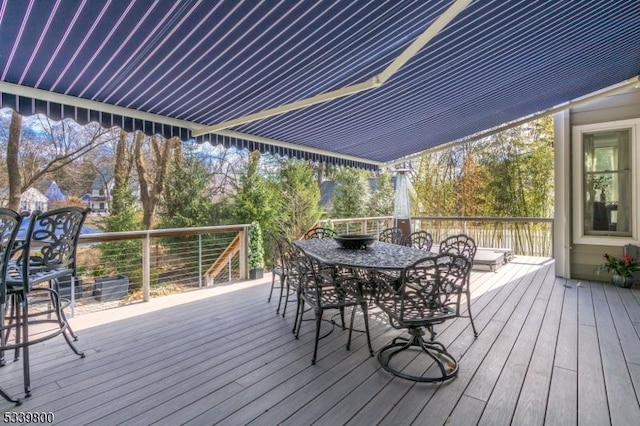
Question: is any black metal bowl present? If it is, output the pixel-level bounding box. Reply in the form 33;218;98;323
334;234;376;250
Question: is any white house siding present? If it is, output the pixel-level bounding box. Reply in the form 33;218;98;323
20;187;48;212
565;89;640;281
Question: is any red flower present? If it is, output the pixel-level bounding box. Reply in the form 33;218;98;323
597;253;640;278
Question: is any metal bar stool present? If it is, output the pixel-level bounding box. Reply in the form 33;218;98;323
3;207;89;398
0;208;29;405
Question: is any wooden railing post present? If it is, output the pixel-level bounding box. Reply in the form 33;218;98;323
198;234;203;288
239;227;248;279
142;234;151;302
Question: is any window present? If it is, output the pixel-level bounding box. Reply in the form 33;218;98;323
573;119;639;245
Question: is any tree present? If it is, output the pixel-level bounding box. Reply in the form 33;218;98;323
409;116;554;219
456;144;488;217
411;150;458;216
330;167;369;218
232;150;280;237
367;169;395;216
133;132;181;229
192;143;238;199
6;111;21;210
159;154;224;229
98;130;143;289
277;159;322;240
481;117;554;218
2;112;116;210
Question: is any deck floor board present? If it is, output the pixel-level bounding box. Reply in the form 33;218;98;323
2;257;640;425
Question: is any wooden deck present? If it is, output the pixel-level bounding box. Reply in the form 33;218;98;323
2;256;640;425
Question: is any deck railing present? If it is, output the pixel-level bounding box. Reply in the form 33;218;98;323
317;216;554;257
66;216;552;315
68;224;249;315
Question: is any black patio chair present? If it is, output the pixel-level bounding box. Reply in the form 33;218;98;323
378;227;404;245
266;233;285;312
0;208;28;405
402;230;434;251
266;233;298;316
376;253;472;382
302;227;336;240
277;238;301;320
4;207;89;397
292;245;373;365
439;234;478;337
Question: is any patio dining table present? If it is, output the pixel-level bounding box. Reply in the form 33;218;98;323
294;237;434;271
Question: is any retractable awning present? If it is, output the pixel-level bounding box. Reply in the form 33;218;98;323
1;0;639;169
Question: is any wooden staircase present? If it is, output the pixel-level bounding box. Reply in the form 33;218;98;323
205;234;241;286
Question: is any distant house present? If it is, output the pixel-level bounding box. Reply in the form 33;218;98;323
82;173;113;214
0;187;48;212
45;180;67;205
20;187;49;212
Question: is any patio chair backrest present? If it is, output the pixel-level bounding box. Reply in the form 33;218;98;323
403;231;434;251
302;227;336;240
378;227;403;245
377;253;471;325
439;234;477;261
0;208;26;304
18;207;90;279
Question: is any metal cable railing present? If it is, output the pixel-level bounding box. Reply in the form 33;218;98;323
318;216;553;257
67;225;249;314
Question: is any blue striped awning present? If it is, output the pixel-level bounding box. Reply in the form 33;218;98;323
1;0;639;168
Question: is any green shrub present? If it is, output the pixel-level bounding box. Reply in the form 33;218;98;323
248;221;265;270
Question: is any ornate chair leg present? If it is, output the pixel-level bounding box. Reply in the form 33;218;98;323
294;299;305;338
275;275;286;315
466;288;478;337
311;308;323;365
346;306;356;350
45;289;84;358
360;302;374;356
0;387;21;406
282;281;291;318
267;272;276;303
292;286;304;334
51;279;79;341
12;295;20;361
0;303;6;367
20;296;31;397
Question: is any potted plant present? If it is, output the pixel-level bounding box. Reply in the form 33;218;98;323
325;219;335;233
248;221;265;280
596;253;640;288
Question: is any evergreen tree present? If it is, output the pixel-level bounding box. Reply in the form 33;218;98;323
277;159;322;240
99;178;144;289
97;130;143;289
330;167;369;218
367;170;395;216
159;155;223;229
232;150;280;237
